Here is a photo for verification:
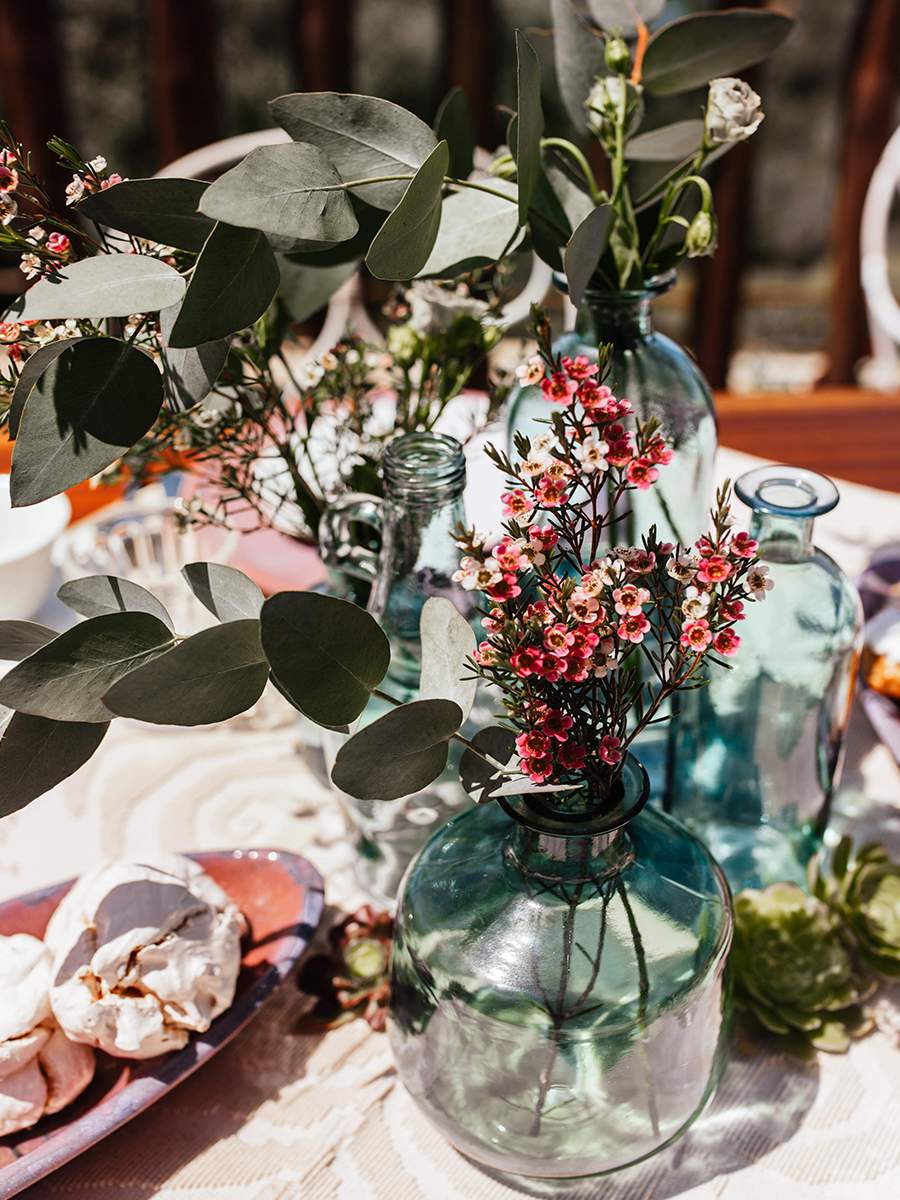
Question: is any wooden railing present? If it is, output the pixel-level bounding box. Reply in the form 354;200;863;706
0;0;898;387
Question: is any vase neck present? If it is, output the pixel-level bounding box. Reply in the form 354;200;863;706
576;292;654;345
736;464;839;565
749;511;814;563
507;823;634;884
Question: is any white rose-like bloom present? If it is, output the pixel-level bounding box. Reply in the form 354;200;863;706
45;855;246;1060
406;280;489;335
0;934;95;1136
705;77;764;144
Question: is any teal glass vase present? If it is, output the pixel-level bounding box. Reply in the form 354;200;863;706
390;756;733;1179
506;272;717;550
319;432;483;903
668;465;863;892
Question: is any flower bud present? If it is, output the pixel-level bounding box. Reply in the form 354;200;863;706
684;210;716;258
705;77;764;145
386;322;420;365
604;36;630;75
586;76;644;142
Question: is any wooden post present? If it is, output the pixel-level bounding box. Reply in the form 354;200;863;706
823;0;900;384
294;0;355;93
147;0;222;168
0;0;68;204
441;0;498;148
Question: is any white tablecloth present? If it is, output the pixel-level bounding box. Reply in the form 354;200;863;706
1;449;899;1199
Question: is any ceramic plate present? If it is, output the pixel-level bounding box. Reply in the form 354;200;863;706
0;849;324;1199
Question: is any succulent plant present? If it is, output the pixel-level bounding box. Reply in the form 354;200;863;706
732;883;875;1053
811;838;900;980
297;905;393;1033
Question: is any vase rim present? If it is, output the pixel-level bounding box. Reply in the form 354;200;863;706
735;463;839;518
496;754;650;839
551;269;677;304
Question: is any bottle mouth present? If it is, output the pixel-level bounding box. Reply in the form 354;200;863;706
552;269;676;304
735;464;839;518
383;431;466;493
496;754;650;839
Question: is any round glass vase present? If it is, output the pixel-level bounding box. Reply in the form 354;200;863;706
389;756;733;1179
668;465;863;892
506;272;717;550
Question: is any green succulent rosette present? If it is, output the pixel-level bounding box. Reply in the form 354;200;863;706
732;883;876;1053
812;838;900;979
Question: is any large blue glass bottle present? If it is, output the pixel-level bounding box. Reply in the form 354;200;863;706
668;465;863;892
390;756;733;1178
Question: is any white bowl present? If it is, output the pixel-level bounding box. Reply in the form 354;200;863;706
0;475;71;619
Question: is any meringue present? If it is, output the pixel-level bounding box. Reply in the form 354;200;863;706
45;854;245;1059
0;934;94;1136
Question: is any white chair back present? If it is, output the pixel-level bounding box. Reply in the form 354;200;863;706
859;123;900;390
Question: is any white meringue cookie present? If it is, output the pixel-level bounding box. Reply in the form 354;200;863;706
46;855;245;1060
0;934;95;1136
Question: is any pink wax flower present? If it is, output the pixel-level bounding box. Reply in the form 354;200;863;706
542;709;574;741
730;531;759;558
713;628;741;656
561;354;599;381
680;618;713;652
598;735;623;765
541;371;578;406
696;555;732;585
613;584;650;616
617;613;651;643
46;232;71;256
626;457;659;490
501;489;533;518
558;742;587;770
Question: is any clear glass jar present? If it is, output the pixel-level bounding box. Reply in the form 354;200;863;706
668;465;863;892
390;756;733;1179
319;432;482;903
506;272;717;549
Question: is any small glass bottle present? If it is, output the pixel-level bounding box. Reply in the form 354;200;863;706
668;465;863;892
390;756;732;1178
319;432;481;902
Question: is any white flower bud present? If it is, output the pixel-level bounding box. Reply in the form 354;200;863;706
705;77;764;145
684;211;716;258
586;76;643;141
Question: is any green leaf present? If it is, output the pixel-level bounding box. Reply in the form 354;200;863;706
626;119;705;162
434;86;475;181
9;255;185;321
0;612;173;723
269;92;437;210
0;713;109;818
103;619;267;726
586;1;664;32
331;698;463;801
550;0;605;130
0;621;56;661
181;562;264;623
643;11;794;96
564;204;613;309
459;726;516;801
259;591;390;726
58;575;174;630
418;180;520;278
6;340;72;440
528;164;591;272
199;143;359;245
159;303;228;410
77;178;214;252
10;338;164;507
283;197;386;266
168;223;280;348
513;30;544;225
418;597;476;720
365;141;449;281
277;256;359;323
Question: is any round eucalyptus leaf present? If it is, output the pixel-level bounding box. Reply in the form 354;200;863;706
418;597;477;721
181;562;263;623
0;713;110;818
58;575;174;630
513;30;544;225
643;10;794;96
6;340;74;440
277;256;359;324
0;612;174;723
331;698;463;801
365;140;449;281
10;338;164;507
586;0;665;32
0;621;56;662
550;0;604;132
626;119;705;162
434;86;475;182
285;197;386;266
260;591;390;727
269;92;437;210
168;223;280;349
459;726;517;801
564;203;613;309
9;254;185;322
77;178;214;252
103;619;268;726
418;180;521;278
199;144;359;244
159;303;228;410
